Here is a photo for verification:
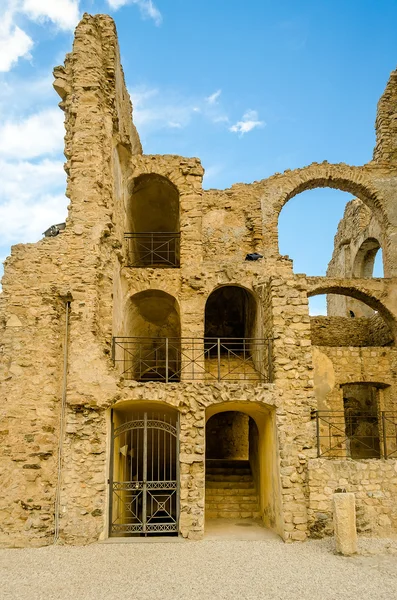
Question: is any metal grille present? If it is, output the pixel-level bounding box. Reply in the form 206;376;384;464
125;232;180;267
112;337;272;382
315;410;397;459
109;410;179;537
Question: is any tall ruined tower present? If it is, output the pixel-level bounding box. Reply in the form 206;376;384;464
1;14;397;547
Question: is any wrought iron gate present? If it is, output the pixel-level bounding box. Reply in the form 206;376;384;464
109;409;179;536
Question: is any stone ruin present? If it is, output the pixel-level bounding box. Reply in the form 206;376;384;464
1;13;397;547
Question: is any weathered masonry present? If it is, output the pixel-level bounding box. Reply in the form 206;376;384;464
1;13;397;547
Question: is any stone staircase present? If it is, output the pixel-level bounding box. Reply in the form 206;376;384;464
205;459;261;519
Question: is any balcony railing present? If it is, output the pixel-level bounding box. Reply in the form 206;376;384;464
125;232;180;267
315;410;397;459
112;337;273;383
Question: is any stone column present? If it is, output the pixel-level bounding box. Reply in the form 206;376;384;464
333;492;357;555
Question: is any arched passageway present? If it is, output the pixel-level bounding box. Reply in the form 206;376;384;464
126;174;180;267
205;403;282;537
109;402;179;537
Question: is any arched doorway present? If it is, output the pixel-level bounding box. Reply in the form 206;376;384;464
205;402;282;537
206;411;260;519
204;286;266;381
126;174;180;267
109;403;179;537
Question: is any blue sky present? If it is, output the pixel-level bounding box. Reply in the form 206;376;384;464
0;0;396;313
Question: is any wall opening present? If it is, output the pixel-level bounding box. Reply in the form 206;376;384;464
109;403;179;537
205;285;257;345
204;286;264;380
122;290;181;381
342;384;380;459
353;238;383;278
279;189;357;279
205;403;282;537
126;174;180;267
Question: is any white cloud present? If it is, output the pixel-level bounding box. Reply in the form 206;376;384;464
130;84;230;134
130;85;198;131
0;7;33;72
107;0;162;26
0;158;67;244
206;89;221;105
21;0;80;30
0;0;80;72
0;108;64;159
229;110;264;135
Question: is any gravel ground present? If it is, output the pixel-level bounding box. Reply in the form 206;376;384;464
1;537;397;600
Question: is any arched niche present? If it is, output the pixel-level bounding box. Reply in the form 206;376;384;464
203;285;265;380
126;174;180;267
124;290;181;381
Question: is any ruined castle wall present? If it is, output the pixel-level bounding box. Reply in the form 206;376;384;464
1;13;397;548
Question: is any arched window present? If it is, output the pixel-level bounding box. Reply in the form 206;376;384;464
126;174;180;267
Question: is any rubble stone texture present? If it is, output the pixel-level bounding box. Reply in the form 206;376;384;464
0;13;397;547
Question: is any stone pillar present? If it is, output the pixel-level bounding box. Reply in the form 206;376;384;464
265;276;316;541
333;492;357;555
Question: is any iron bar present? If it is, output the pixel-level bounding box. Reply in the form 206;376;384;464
124;232;180;268
143;412;147;535
314;410;397;459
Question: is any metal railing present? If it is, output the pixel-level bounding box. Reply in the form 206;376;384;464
112;337;273;383
125;232;180;267
315;410;397;459
382;412;397;459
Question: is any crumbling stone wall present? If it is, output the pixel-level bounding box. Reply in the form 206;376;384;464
308;459;397;538
1;13;397;547
310;315;392;346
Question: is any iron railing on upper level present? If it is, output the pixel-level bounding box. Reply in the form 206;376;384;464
315;410;397;459
112;337;273;383
125;232;180;267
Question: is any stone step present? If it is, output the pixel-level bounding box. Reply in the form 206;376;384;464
205;487;257;497
205;495;258;505
206;474;253;482
206;480;255;489
206;467;252;476
206;501;259;510
206;509;261;519
206;459;250;468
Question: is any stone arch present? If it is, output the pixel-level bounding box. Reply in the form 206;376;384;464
266;164;389;259
307;282;395;341
276;165;387;225
205;400;283;537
